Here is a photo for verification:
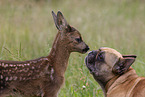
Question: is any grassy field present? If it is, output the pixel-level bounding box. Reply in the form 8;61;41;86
0;0;145;97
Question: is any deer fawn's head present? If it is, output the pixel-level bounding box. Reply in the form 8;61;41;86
52;11;89;54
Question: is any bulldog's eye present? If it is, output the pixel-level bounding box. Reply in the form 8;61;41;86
75;37;82;43
97;53;104;62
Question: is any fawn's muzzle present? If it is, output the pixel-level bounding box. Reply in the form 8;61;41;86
82;45;89;53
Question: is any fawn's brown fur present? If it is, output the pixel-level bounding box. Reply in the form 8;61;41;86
0;11;89;97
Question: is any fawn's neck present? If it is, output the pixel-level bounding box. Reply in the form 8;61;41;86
48;32;70;76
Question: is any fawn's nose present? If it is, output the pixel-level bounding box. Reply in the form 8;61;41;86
83;45;89;52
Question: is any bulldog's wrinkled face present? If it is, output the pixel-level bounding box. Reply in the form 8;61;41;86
85;47;137;90
85;47;123;82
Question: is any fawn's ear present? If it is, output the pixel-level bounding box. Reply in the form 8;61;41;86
52;11;68;31
112;55;136;75
52;11;59;30
57;11;69;31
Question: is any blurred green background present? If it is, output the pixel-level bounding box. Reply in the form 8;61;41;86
0;0;145;97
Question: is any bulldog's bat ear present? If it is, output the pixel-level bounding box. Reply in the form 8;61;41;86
122;55;137;58
112;56;136;75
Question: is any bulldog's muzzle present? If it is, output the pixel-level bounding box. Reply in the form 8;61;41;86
85;50;98;73
85;50;97;64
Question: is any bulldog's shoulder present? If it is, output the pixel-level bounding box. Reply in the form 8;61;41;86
131;77;145;96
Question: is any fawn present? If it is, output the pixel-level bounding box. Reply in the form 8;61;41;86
0;11;89;97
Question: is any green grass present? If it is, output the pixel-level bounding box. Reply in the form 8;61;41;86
0;0;145;97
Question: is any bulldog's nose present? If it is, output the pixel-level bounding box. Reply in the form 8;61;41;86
88;50;97;56
87;50;97;63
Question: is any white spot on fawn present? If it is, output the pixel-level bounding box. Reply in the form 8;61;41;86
3;69;8;72
51;68;54;74
23;77;26;80
13;76;18;80
32;66;35;69
3;64;8;68
23;68;29;72
15;67;18;70
18;64;23;67
0;75;3;79
9;69;11;72
50;68;54;80
19;70;23;72
9;64;14;67
5;77;9;81
32;61;37;64
2;63;4;67
43;58;49;61
1;86;3;89
28;73;32;76
9;76;13;81
11;70;15;73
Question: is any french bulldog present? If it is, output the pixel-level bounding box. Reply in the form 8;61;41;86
85;47;145;97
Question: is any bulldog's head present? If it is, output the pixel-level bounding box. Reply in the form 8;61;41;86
85;47;137;83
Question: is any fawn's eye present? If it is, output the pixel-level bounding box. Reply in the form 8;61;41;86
67;25;72;32
97;53;104;62
75;37;82;43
